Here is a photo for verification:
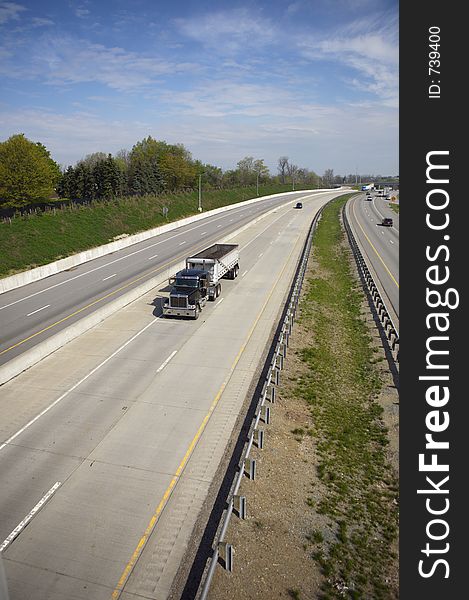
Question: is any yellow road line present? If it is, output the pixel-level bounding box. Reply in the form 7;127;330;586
111;206;310;599
0;271;159;356
351;198;399;288
1;198;298;358
0;236;223;357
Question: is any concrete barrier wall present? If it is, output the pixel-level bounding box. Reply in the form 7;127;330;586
0;190;328;294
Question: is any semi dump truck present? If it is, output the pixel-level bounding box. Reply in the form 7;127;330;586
163;243;240;319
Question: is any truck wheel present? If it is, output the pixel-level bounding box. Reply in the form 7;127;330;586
234;265;239;278
194;306;200;319
216;284;221;297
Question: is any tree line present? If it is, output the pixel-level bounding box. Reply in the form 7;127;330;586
0;132;368;211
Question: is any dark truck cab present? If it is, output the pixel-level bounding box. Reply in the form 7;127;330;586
163;243;240;320
164;269;208;319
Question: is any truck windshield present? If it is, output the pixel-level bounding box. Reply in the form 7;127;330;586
175;278;198;288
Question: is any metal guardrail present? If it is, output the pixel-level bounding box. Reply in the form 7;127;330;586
196;202;326;600
194;196;398;599
342;201;399;363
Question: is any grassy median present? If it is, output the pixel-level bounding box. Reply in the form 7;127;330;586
295;195;398;599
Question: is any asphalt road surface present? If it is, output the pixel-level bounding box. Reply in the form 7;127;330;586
346;193;399;327
0;190;343;599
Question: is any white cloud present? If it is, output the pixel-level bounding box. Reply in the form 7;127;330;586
175;8;276;53
0;1;26;25
0;108;152;166
31;17;54;27
298;14;398;105
286;2;302;15
75;7;90;19
0;98;397;175
1;33;199;91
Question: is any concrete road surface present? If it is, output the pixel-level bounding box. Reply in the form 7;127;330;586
0;191;318;367
0;190;343;599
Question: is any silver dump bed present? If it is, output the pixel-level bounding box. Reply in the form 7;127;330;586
186;243;239;284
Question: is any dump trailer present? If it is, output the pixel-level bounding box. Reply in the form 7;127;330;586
163;243;240;319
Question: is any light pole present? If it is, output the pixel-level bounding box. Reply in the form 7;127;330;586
198;173;202;212
256;171;259;196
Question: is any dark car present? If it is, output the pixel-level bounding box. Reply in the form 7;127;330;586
295;202;303;209
382;217;393;227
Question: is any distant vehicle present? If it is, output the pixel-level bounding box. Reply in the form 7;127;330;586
295;202;303;209
365;195;372;201
377;190;384;196
382;217;393;227
163;244;239;319
361;184;374;191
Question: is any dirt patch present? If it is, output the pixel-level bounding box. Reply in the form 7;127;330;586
207;328;326;599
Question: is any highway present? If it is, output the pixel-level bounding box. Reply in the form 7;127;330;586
0;190;316;368
0;190;343;599
345;193;399;326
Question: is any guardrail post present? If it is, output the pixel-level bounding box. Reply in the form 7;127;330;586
233;495;247;520
218;542;234;572
254;428;264;449
244;458;256;480
260;405;271;425
273;366;280;385
266;384;276;403
276;353;284;370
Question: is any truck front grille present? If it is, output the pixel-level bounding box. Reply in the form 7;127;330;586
170;296;187;308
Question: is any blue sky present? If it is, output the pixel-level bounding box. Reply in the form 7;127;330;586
0;0;398;176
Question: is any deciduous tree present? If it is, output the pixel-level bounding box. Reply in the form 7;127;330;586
0;134;61;207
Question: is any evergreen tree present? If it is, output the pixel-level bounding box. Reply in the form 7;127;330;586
57;166;76;198
93;154;121;199
73;163;95;200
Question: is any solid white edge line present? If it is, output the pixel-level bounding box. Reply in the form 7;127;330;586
214;297;224;308
0;318;160;453
0;190;327;311
241;271;248;277
156;350;177;373
0;240;162;311
0;481;62;552
26;304;50;317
